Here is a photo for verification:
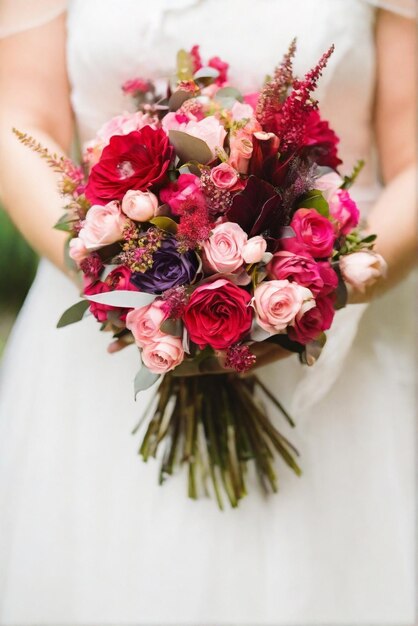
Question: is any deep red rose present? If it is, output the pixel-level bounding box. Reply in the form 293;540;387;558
84;266;138;322
302;110;342;169
291;208;336;259
85;127;174;205
267;251;324;296
288;295;335;345
183;278;253;350
317;261;339;296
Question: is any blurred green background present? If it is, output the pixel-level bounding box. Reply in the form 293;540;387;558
0;206;38;356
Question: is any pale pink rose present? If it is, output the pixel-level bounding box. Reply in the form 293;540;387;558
78;202;127;251
339;251;387;293
230;101;254;121
141;335;185;373
229;132;253;174
242;236;267;264
252;279;315;334
121;190;159;222
126;301;167;348
163;115;227;160
315;171;343;202
68;237;89;265
203;222;248;274
210;163;239;189
83;139;105;168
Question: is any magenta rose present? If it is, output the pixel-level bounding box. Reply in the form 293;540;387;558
291;208;336;259
329;189;360;235
317;261;339;296
84;266;138;322
183;279;253;350
160;173;204;214
288;296;335;344
267;251;324;296
85;127;174;205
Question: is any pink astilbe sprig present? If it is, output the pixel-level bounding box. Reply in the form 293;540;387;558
224;343;256;374
161;286;189;319
274;45;335;153
256;38;297;128
200;169;234;218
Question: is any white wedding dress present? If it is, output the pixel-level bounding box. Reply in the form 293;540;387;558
0;1;416;624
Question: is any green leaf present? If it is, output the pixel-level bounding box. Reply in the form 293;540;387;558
85;290;156;309
134;366;160;399
298;189;329;217
149;216;178;234
54;213;75;233
214;87;243;103
341;159;365;190
193;66;219;86
57;300;90;328
169;90;194;112
176;49;194;81
169;130;213;164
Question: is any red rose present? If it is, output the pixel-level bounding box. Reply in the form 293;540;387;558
291;208;335;259
84;266;138;322
85;127;174;205
317;261;338;296
183;278;253;350
302;110;342;169
288;295;335;345
267;251;324;296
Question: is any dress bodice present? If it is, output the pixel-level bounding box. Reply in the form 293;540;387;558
66;0;380;209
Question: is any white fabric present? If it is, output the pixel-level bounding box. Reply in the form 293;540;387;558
363;0;417;17
0;0;67;38
0;0;415;624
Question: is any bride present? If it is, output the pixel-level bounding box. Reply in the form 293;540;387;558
0;0;416;624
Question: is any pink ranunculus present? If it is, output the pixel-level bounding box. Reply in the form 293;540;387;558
121;190;159;222
288;295;335;344
159;173;204;214
314;171;343;201
267;251;324;295
141;335;184;374
126;300;167;348
291;208;336;259
242;236;267;264
252;279;315;334
78;202;127;251
163;116;227;160
339;251;387;293
210;163;239;190
69;237;89;265
202;222;248;274
230;101;255;122
329;189;360;235
229;132;253;174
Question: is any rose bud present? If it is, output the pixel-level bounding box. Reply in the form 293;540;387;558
328;189;360;235
242;236;267;264
252;279;315;334
121;190;159;222
339;251;387;293
229;133;253;174
210;163;239;190
202;222;248;274
126;300;167;348
69;237;89;265
78;201;127;251
141;335;185;374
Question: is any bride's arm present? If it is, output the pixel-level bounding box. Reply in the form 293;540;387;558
0;14;74;274
349;10;416;302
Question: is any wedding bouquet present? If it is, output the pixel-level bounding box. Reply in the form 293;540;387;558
16;41;386;508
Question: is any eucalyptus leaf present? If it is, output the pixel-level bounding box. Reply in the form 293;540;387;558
298;189;329;217
169;90;194;112
57;300;90;328
214;87;243;103
54;214;75;233
250;319;272;342
160;318;183;336
193;66;219;86
100;264;119;281
169;130;212;164
280;226;296;239
85;290;156;309
134;366;160;399
149;216;178;234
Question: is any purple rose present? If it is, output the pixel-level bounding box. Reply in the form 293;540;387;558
130;235;199;294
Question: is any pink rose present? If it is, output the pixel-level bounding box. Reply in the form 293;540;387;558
229;132;253;174
230;101;254;122
210;163;239;190
267;251;324;295
69;237;89;265
315;171;343;201
141;335;185;373
288;296;335;344
121;190;159;222
252;279;314;334
339;251;387;293
329;189;360;235
163;116;227;160
203;222;248;274
126;300;167;348
242;236;267;264
78;202;127;251
160;173;204;214
291;208;336;259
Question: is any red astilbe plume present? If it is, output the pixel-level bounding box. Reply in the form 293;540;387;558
256;38;297;129
272;45;335;154
177;196;213;252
